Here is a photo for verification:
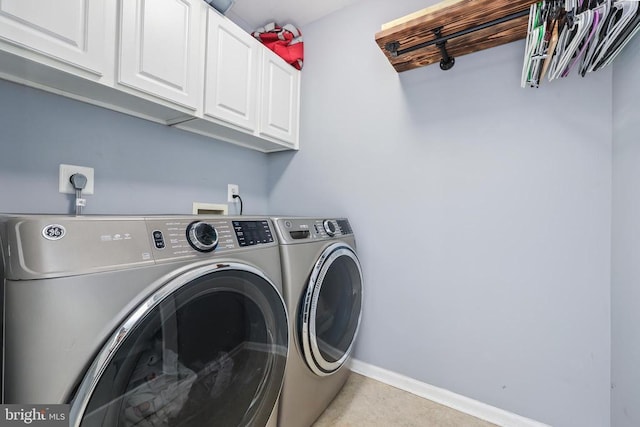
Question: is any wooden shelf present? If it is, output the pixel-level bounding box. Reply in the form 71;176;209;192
375;0;537;72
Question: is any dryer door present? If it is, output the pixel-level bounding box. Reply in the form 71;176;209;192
300;243;363;376
69;262;288;427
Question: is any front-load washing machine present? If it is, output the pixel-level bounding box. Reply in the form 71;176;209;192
272;218;363;427
0;215;288;427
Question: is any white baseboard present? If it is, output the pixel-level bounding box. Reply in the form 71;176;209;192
350;359;551;427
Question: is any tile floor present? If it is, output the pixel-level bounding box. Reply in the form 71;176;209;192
313;373;497;427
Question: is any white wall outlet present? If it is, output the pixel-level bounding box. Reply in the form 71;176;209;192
228;184;239;202
59;164;95;195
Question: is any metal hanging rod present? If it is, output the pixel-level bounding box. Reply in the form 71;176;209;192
385;9;530;70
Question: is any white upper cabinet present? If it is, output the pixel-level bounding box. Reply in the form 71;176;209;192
259;48;300;146
0;1;299;151
119;0;204;111
175;8;300;152
0;0;106;75
204;8;259;132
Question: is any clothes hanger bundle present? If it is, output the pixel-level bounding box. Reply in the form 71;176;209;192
521;0;640;88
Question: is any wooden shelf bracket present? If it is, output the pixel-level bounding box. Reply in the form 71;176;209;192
376;0;537;72
384;9;530;71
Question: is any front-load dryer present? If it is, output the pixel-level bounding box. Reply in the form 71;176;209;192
272;218;363;427
0;215;288;427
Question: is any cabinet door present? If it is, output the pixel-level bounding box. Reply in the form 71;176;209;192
119;0;203;110
259;49;300;146
204;9;259;132
0;0;105;75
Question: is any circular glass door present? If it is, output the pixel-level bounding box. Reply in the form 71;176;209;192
300;243;363;376
70;263;288;427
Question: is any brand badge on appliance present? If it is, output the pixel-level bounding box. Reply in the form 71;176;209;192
42;225;66;241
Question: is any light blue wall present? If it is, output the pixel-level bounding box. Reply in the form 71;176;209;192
611;34;640;427
268;0;612;425
0;79;269;216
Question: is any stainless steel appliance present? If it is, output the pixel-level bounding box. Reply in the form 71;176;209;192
272;217;363;427
0;215;288;427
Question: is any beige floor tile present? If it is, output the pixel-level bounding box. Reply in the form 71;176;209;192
313;373;497;427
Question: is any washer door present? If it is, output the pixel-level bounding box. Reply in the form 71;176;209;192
300;243;363;376
69;262;288;427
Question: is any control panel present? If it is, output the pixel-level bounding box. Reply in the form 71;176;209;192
274;218;353;244
0;215;279;279
146;217;275;261
312;219;352;238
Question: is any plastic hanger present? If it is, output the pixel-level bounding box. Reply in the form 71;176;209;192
549;8;594;80
540;13;562;80
522;1;571;87
594;2;640;68
580;0;612;76
522;2;545;87
562;2;607;76
521;0;640;86
586;0;638;72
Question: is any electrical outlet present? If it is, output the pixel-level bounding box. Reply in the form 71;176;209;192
228;184;239;202
59;164;95;195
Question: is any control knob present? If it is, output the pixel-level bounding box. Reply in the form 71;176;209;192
186;221;219;252
323;220;336;237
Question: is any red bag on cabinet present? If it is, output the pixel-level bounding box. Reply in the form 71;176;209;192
252;22;304;70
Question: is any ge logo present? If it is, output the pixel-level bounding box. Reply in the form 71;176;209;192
42;224;66;241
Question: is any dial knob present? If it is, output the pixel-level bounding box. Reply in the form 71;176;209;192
186;221;218;252
323;220;336;237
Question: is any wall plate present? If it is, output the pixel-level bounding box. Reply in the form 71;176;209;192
59;164;95;195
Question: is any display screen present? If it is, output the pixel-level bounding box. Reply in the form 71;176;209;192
232;221;274;246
